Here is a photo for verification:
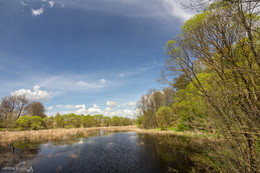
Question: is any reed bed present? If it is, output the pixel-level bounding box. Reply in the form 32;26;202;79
0;125;216;145
0;126;138;144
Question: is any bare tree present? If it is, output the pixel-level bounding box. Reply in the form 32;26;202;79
27;102;46;118
0;95;30;128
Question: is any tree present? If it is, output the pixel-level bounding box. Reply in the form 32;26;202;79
93;115;104;127
16;116;31;130
64;114;81;128
27;102;46;118
81;115;95;127
111;116;120;126
54;113;65;128
30;116;45;130
164;2;260;172
44;116;54;129
156;106;174;129
172;74;190;91
0;95;30;128
103;116;111;126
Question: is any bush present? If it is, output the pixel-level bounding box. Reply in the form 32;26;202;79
16;116;31;130
176;124;188;131
30;116;45;130
44;116;54;129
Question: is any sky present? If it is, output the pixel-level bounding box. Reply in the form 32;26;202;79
0;0;195;117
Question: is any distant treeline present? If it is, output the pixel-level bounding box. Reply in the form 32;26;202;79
0;95;134;130
17;113;134;130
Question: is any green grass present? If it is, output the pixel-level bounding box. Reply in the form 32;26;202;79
0;128;7;131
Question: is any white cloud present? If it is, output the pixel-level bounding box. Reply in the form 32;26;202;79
106;101;117;108
119;73;125;78
49;1;55;8
55;104;85;109
31;7;44;16
58;0;195;22
88;104;102;114
47;102;136;117
162;0;194;21
11;85;52;101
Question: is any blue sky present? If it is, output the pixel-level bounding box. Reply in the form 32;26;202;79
0;0;194;117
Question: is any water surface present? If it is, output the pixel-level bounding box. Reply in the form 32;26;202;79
0;130;196;173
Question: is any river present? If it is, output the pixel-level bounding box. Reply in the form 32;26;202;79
0;130;202;173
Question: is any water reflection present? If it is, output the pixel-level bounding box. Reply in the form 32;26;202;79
0;130;203;173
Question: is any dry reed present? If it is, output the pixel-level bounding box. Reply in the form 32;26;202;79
0;125;216;145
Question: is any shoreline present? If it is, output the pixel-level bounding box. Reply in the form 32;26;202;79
0;125;218;144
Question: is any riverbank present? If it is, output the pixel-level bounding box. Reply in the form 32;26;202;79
0;125;220;145
0;126;138;144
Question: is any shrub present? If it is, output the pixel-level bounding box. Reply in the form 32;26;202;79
30;116;45;130
16;116;31;130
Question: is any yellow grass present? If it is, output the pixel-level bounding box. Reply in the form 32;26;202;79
0;125;216;145
0;126;137;145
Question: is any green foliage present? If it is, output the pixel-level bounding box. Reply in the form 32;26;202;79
16;116;31;130
135;116;143;128
44;116;54;129
103;116;111;126
30;116;45;130
14;111;133;130
54;113;65;128
64;114;81;128
173;74;190;90
176;124;188;132
156;106;173;129
81;115;94;127
182;11;210;33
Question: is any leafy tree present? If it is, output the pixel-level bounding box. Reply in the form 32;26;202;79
16;116;31;130
93;115;104;127
81;115;94;127
164;2;260;172
172;74;190;91
54;113;65;128
30;116;45;130
162;87;175;107
111;116;120;126
63;114;81;128
103;116;111;126
156;106;174;129
44;116;54;129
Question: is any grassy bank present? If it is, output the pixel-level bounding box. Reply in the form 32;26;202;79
133;128;221;139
